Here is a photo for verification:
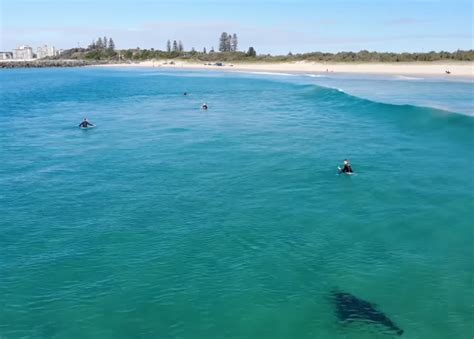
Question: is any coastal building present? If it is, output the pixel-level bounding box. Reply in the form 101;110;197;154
36;45;57;59
13;45;34;60
0;52;13;60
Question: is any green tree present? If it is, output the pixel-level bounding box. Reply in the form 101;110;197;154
219;32;228;52
203;47;207;54
103;36;108;49
178;40;184;52
246;47;256;57
166;40;171;53
123;50;133;59
225;32;231;52
230;33;238;52
108;38;115;51
172;40;178;52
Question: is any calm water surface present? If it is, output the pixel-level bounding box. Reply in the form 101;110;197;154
0;68;473;338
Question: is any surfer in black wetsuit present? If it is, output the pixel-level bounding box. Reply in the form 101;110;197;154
201;103;208;110
78;118;95;128
341;159;353;173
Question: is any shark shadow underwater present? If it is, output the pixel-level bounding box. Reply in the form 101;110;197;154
331;291;404;336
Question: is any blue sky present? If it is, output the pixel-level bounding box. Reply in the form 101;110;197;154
1;0;473;53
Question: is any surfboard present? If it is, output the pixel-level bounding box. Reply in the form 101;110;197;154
338;166;353;175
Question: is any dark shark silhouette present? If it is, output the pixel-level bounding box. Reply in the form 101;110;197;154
331;291;404;336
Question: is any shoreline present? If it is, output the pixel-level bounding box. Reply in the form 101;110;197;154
2;59;472;79
96;60;474;78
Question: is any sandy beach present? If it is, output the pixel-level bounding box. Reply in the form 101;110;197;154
99;60;474;78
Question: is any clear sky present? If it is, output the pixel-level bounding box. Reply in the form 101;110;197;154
1;0;473;54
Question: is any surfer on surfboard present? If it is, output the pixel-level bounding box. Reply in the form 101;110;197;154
339;159;353;174
78;118;95;128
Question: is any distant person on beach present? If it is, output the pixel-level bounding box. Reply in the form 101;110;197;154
341;159;353;173
78;118;95;128
201;103;208;110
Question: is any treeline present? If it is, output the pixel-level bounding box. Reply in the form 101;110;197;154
219;33;238;52
119;47;257;61
58;48;474;63
272;50;474;62
51;36;118;60
56;32;255;61
104;32;256;60
115;49;472;62
88;36;116;51
166;40;184;53
55;33;474;62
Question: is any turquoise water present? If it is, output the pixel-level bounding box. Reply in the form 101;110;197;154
0;68;473;338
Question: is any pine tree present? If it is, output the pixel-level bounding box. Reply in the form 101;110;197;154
166;40;171;53
103;36;108;49
219;32;228;52
172;40;178;52
108;38;115;51
210;47;215;53
203;47;207;54
231;33;238;52
246;47;256;57
97;37;103;49
178;40;183;52
225;33;231;52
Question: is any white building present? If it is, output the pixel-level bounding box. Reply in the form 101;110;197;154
13;45;34;60
0;52;13;60
36;44;57;59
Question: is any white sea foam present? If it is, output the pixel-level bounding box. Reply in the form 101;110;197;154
239;71;295;76
394;75;424;81
304;74;327;78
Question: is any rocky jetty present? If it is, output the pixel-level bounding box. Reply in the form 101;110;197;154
0;59;111;69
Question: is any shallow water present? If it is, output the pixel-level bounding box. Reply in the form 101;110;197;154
1;68;473;338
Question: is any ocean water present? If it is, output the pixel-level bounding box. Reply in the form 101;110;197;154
0;67;473;339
